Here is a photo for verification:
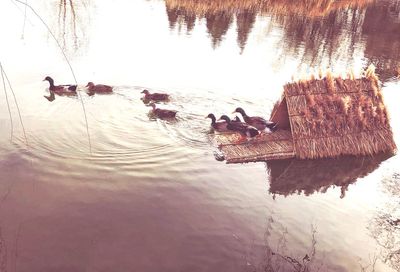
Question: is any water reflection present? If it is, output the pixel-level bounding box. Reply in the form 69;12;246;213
369;173;400;271
53;0;90;55
266;153;392;198
166;0;400;80
362;1;400;80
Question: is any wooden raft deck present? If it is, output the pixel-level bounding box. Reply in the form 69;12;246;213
212;130;295;163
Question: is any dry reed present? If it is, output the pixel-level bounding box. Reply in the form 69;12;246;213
281;65;396;159
166;0;372;18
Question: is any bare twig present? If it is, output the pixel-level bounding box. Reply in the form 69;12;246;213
13;224;22;272
0;63;14;142
21;0;28;39
0;62;28;146
14;0;92;153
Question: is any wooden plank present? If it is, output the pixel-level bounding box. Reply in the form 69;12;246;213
211;129;295;163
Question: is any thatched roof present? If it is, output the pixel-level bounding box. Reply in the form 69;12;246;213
267;153;392;197
212;66;396;163
271;68;397;159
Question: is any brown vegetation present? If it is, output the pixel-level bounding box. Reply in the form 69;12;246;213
215;65;396;163
278;65;396;159
166;0;372;18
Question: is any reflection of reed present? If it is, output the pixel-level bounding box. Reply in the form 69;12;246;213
166;0;371;17
54;0;90;54
266;153;392;197
369;173;400;271
165;0;372;53
58;0;77;49
165;0;400;80
362;1;400;80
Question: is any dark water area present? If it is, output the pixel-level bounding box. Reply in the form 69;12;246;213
0;0;399;271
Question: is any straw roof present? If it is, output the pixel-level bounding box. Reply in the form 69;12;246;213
212;66;396;163
271;68;397;159
267;153;392;197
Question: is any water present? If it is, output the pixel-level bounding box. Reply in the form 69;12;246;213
0;0;399;271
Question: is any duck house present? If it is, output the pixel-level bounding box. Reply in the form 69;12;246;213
214;68;397;163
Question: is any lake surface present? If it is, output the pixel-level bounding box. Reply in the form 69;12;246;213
0;0;399;271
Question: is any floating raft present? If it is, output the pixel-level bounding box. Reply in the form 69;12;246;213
213;67;397;164
213;130;295;163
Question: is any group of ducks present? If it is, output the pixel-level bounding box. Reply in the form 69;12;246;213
206;108;277;142
141;89;178;118
43;76;179;118
44;76;278;143
43;76;113;101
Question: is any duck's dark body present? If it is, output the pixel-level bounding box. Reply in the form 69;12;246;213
86;82;113;95
150;103;177;119
207;113;228;131
43;76;77;96
234;107;277;131
219;115;259;138
142;89;169;102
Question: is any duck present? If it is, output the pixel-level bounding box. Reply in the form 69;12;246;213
219;115;259;143
233;107;277;131
86;82;113;95
206;113;228;131
43;76;77;96
141;89;169;102
149;102;177;119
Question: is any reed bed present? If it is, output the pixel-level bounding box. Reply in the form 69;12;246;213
166;0;372;18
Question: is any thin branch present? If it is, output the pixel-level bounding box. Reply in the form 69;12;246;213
0;62;28;146
14;223;22;272
14;0;92;153
21;0;28;39
1;63;14;141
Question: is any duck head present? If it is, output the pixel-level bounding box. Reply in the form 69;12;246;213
148;102;157;110
86;82;95;88
43;76;54;86
219;115;231;123
206;113;216;123
233;107;246;116
233;116;241;122
141;89;150;95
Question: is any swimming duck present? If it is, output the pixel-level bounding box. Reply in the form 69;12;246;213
86;82;113;95
233;107;277;131
149;103;177;119
206;113;228;131
219;115;259;142
141;89;169;102
43;76;77;96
